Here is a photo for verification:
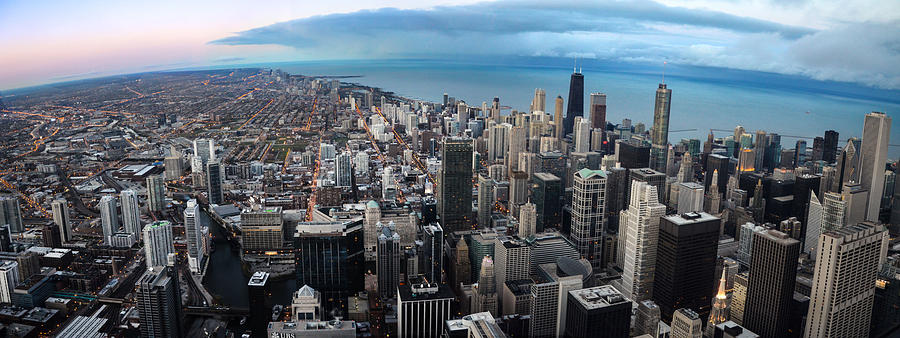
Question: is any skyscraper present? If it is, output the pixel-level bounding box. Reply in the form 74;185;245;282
146;174;166;212
654;212;720;322
183;199;203;273
823;130;839;163
164;147;183;181
248;271;269;338
0;196;24;233
422;223;443;284
473;255;498;316
137;265;183;338
707;269;730;335
294;220;364;318
376;222;401;299
571;168;607;268
507;126;527;173
805;223;888;338
51;199;71;244
564;70;584;136
730;272;749;325
193;138;214;164
518;202;537;238
99;195;118;242
671;308;703;338
493;236;530;314
531;172;562;232
743;230;800;338
617;181;665;302
554;96;564;141
0;261;19;303
438;137;474;231
574;117;591;153
206;159;224;205
677;182;704;214
143;221;174;268
335;152;352;187
589;92;607;130
858;112;891;222
477;174;493;228
804;191;823;258
649;83;672;173
565;286;632;338
120;189;141;236
398;277;454;338
532;88;547;112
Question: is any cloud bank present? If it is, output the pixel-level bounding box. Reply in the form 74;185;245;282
211;0;900;89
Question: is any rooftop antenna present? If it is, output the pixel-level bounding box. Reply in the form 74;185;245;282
662;61;667;84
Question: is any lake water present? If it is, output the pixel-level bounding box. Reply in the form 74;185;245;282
221;56;900;158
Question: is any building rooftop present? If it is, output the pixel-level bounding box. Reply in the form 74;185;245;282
569;285;629;310
248;271;270;287
665;212;719;225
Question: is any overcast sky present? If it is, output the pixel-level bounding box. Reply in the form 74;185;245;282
1;0;898;90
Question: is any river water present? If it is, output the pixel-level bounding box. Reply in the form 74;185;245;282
202;215;298;308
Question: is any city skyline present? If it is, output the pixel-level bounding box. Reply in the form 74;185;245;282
1;1;899;337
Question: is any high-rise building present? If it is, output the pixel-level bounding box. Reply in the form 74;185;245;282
473;255;498;316
193;138;214;164
248;271;269;338
858;112;891;222
804;191;823;258
99;195;119;242
531;173;562;232
0;196;24;234
507;126;527;173
493;236;530;314
571;168;607;268
146;174;166;212
422;223;443;283
823;130;839;163
574;117;591;153
143;221;174;268
206;159;224;205
635;300;662;337
707;269;730;335
241;207;284;251
617;181;665;302
438;137;474;231
654;212;720;322
629;168;666;204
183;199;203;273
518;202;537;238
677;182;704;214
488;123;510;163
51;199;71;244
743;230;800;338
0;261;19;303
730;272;749;325
564;71;584;136
532;88;546;112
805;223;888;338
120;190;141;236
589;92;607;130
565;286;632;338
291;284;322;321
164;147;183;181
671;308;703;338
649;84;672;173
335;152;352;187
398;277;454;338
705;154;731;195
822;191;846;232
477;174;493;228
294;220;364;318
137;265;183;338
376;222;401;299
554;96;565;141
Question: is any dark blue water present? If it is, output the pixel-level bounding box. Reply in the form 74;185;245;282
202;214;297;308
214;56;900;158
